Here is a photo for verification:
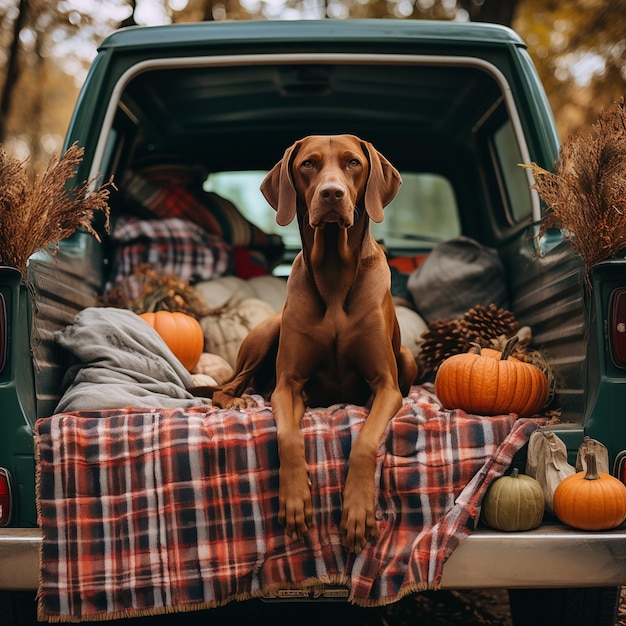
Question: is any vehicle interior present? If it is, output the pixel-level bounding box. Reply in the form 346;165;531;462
101;57;535;266
33;53;548;421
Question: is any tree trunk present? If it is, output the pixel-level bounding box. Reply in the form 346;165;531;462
0;0;30;144
119;0;137;28
460;0;521;26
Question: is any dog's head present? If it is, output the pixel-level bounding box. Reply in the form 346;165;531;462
260;134;401;228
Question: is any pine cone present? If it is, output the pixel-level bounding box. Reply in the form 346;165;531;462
416;318;466;382
459;304;519;347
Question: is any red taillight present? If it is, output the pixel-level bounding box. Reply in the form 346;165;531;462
609;289;626;367
0;292;6;373
615;451;626;487
0;468;12;526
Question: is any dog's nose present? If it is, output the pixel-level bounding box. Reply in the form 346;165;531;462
319;183;345;202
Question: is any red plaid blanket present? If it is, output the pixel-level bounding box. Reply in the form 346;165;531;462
107;216;233;298
35;385;541;622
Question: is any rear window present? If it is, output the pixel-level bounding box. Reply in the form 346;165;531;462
491;120;533;222
204;171;461;253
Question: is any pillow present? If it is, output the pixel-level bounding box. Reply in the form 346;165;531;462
407;236;509;323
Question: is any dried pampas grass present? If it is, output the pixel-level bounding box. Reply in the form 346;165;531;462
102;264;209;318
0;143;112;275
525;99;626;276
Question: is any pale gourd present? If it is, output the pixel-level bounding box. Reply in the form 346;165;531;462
525;430;575;515
395;305;428;359
191;352;234;385
481;468;545;531
194;275;286;312
195;276;254;309
200;297;275;367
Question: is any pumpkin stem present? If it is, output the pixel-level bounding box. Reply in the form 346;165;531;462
469;342;482;354
500;336;520;361
510;467;520;479
583;451;600;480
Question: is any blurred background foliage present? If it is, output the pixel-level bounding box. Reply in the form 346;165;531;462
0;0;623;176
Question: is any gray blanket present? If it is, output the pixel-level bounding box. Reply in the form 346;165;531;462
54;307;210;412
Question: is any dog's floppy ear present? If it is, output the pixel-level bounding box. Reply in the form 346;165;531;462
361;141;402;223
260;140;301;226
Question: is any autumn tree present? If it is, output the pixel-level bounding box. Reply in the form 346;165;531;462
513;0;626;139
0;0;623;167
0;0;128;172
0;0;30;144
409;0;521;24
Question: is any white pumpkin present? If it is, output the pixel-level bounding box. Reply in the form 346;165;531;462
194;276;255;309
190;373;218;387
191;352;234;385
200;297;275;367
247;275;287;312
194;275;287;313
396;305;428;359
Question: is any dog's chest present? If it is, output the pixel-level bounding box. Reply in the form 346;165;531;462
305;363;371;407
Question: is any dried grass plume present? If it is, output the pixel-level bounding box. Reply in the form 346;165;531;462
102;264;208;318
0;143;112;275
525;99;626;276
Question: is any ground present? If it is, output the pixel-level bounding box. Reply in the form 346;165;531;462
66;586;626;624
381;587;626;626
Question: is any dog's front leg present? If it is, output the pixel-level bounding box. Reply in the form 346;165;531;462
271;380;312;540
341;383;403;553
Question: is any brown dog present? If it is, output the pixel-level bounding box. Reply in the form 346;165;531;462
213;134;417;552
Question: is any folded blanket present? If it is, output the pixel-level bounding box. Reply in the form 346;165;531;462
54;307;210;412
107;216;233;296
36;385;541;622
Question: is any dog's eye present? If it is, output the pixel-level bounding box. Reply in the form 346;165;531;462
301;160;314;169
347;158;361;168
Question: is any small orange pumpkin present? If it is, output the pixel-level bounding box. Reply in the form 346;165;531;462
139;311;204;372
434;337;548;417
553;451;626;531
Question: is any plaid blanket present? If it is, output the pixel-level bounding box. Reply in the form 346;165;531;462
107;217;233;298
123;171;283;250
36;385;541;622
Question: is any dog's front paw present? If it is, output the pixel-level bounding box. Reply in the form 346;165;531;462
340;505;378;554
340;482;378;553
212;391;258;409
278;461;313;540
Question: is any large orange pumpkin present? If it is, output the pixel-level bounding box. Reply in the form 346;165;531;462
139;311;204;372
553;451;626;531
434;337;548;417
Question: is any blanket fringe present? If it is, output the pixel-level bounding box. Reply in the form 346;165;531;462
34;431;46;624
38;577;447;622
350;581;438;609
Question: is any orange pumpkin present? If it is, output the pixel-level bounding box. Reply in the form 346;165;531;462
553;451;626;531
139;311;204;372
434;337;548;417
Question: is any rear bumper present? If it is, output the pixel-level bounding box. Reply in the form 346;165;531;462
2;524;625;592
441;524;626;588
0;528;41;590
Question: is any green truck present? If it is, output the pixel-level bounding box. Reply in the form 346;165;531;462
1;19;625;625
